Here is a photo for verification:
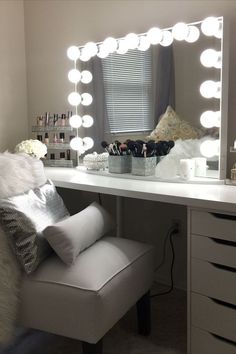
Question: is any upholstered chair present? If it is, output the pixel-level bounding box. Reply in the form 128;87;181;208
0;153;155;354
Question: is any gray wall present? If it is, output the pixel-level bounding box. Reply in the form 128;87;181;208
0;0;28;152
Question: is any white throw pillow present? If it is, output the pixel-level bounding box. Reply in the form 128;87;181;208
43;202;115;265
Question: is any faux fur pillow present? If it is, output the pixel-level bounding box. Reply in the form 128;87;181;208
148;106;204;141
0;152;47;199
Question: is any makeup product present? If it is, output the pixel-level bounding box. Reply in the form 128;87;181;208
66;149;71;160
50;153;55;160
53;114;59;126
53;133;58;143
60;152;65;159
44;133;49;144
192;157;207;177
61;114;66;126
59;132;65;143
179;159;195;180
45;112;50;126
37;116;44;126
37;135;43;141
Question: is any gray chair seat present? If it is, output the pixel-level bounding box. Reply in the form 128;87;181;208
19;236;155;344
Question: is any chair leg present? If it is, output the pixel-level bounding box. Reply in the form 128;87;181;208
136;290;151;336
82;339;103;354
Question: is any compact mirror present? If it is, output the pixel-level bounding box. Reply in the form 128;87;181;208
67;16;228;180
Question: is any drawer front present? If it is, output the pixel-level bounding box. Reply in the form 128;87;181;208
191;234;236;268
191;326;236;354
191;210;236;242
191;293;236;343
191;258;236;305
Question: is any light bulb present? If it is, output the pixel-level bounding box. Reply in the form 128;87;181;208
214;82;221;99
67;46;80;61
68;92;81;106
116;39;129;54
68;69;81;84
200;80;220;99
84;42;98;57
81;70;93;84
97;44;109;58
200;110;221;128
79;48;91;62
82;115;94;128
69;114;82;128
70;137;83;150
200;49;221;68
83;137;94;150
200;139;219;158
81;93;93;106
201;17;220;37
172;22;189;41
185;26;200;43
138;35;150;51
125;33;139;50
146;27;162;45
160;30;173;47
103;37;117;53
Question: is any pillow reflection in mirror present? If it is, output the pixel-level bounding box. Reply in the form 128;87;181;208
148;106;204;141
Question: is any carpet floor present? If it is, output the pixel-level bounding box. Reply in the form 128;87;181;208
2;286;187;354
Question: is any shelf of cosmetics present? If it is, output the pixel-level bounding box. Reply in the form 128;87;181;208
35;132;76;148
33;111;73;129
43;149;75;168
100;139;175;176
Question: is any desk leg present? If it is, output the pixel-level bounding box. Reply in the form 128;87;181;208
116;196;123;237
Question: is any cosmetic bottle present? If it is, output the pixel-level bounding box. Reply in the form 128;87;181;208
37;116;44;126
37;135;43;142
45;112;50;126
50;153;55;160
60;152;65;159
231;163;236;183
44;133;49;144
66;149;71;160
61;114;66;126
59;132;65;143
53;133;58;143
53;114;59;126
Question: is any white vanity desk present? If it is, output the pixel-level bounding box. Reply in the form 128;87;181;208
45;167;236;354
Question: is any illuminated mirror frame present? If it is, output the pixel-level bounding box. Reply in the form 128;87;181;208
67;16;228;180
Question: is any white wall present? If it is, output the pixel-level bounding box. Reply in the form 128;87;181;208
23;0;236;289
0;0;28;152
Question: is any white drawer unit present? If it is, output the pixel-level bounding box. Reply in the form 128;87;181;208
189;209;236;353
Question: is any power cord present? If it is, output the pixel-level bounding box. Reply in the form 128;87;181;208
151;225;178;298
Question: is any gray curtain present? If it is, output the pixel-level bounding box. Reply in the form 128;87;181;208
79;57;111;153
152;44;175;124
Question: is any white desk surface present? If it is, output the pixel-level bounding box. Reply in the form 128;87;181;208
45;167;236;214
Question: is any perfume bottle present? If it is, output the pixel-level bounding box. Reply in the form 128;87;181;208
53;133;58;143
59;132;65;143
44;133;49;144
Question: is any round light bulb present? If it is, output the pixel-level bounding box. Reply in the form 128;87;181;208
81;93;93;106
103;37;117;53
200;80;220;99
69;114;82;128
200;139;219;158
97;44;109;58
116;39;129;54
68;69;81;84
138;35;150;51
125;33;139;50
82;115;94;128
68;92;81;106
146;27;162;45
201;17;220;37
83;137;94;150
185;26;200;43
67;46;80;61
79;48;91;62
70;137;83;151
81;70;93;84
200;110;221;128
172;22;189;41
84;42;98;57
200;49;221;68
160;30;173;47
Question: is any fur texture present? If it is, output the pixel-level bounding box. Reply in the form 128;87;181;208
0;152;47;345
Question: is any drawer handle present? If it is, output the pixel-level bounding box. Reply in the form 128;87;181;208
211;296;236;310
211;262;236;273
211;212;236;221
211;332;236;346
211;237;236;247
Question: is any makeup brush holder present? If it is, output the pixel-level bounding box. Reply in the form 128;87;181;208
131;156;157;176
108;155;132;173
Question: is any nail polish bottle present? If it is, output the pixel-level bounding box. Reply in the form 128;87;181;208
61;114;66;126
59;132;65;143
44;133;49;144
66;149;71;160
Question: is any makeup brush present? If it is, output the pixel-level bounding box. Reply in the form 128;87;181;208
101;141;110;154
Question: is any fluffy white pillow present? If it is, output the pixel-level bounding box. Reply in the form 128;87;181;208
43;202;115;265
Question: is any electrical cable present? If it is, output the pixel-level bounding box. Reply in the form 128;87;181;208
151;225;177;298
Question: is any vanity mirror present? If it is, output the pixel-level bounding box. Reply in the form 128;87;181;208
66;16;228;180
